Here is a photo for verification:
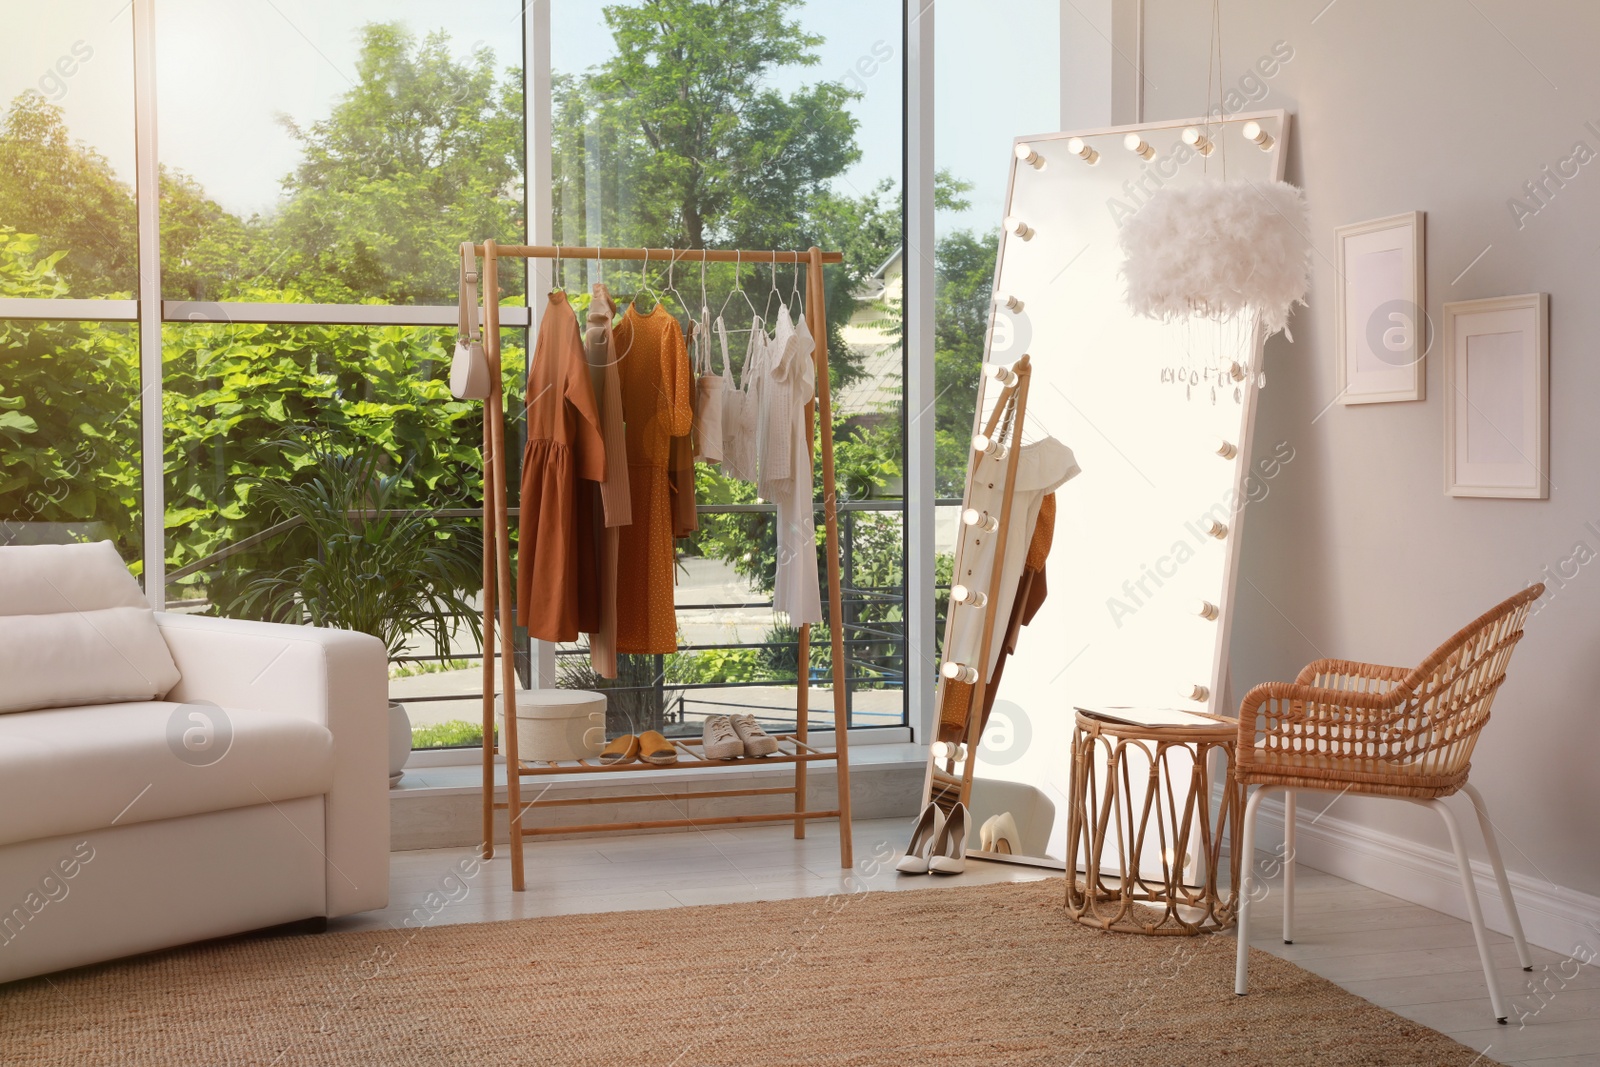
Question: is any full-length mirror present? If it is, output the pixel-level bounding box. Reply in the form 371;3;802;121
935;110;1293;865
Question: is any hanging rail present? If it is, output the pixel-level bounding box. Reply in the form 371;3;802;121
471;244;843;264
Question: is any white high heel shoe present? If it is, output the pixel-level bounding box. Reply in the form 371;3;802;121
895;802;946;874
979;811;1020;855
929;803;972;875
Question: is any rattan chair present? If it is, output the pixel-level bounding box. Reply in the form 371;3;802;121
1233;585;1542;1024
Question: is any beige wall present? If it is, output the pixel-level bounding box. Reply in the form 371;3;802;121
1142;1;1600;903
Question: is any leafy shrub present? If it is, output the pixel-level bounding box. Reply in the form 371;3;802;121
410;719;486;748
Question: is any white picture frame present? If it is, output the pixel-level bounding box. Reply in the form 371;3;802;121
1442;293;1549;499
1335;211;1426;404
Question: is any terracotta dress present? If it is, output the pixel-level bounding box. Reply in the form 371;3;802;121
613;303;693;654
516;292;606;643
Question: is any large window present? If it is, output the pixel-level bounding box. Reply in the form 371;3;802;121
547;0;907;739
0;0;912;752
931;2;1060;646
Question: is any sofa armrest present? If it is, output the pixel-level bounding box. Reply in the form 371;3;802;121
155;613;389;916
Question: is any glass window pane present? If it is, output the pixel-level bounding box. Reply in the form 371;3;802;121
933;2;1059;639
0;3;138;299
155;2;526;304
0;317;141;563
163;321;524;751
551;0;905;731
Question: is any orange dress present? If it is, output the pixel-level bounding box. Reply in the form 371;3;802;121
613;303;692;654
516;292;606;642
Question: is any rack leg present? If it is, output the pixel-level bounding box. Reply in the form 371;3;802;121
485;243;525;893
795;624;810;840
480;412;497;861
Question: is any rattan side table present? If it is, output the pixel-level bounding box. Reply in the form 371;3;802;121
1064;706;1244;935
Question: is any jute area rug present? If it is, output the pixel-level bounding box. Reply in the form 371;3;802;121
2;878;1497;1066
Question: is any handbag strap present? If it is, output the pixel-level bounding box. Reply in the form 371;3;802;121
458;242;480;345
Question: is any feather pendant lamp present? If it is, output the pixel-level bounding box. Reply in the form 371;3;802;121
1119;178;1311;340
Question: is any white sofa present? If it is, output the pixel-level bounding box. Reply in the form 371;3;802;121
0;542;389;983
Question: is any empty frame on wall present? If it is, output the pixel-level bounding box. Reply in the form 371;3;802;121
1443;293;1549;499
1336;212;1425;404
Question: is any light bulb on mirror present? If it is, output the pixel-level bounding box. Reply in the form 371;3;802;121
1123;133;1155;161
1066;136;1100;164
1242;120;1275;150
1003;215;1035;240
1195;599;1220;621
995;293;1024;313
1228;361;1246;382
1203;518;1229;540
942;661;979;685
1181;127;1215;156
930;741;950;760
1183;683;1211;702
951;584;989;608
984;363;1018;387
961;508;1000;532
972;433;1008;461
1214;438;1238;460
1014;142;1046;170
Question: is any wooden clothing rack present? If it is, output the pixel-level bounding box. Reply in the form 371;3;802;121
469;240;854;892
923;355;1033;817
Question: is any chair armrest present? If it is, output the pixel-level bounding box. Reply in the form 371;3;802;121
1236;679;1419;771
155;613;389;916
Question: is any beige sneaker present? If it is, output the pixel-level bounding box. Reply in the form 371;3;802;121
730;714;779;757
702;715;744;760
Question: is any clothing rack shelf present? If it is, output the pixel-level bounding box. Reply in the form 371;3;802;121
468;240;853;891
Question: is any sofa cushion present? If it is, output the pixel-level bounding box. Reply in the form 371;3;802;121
0;701;334;848
0;541;181;713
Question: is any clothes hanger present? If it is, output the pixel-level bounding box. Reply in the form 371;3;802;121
789;256;804;318
665;247;688;319
718;250;762;332
761;248;782;324
635;246;663;314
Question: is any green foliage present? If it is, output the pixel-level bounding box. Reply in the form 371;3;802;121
673;645;762;685
0;97;136;296
161;310;521;591
552;0;893;393
590;0;854;249
410;719;485;748
933;227;1000;494
0;229;141;557
390;657;472;679
231;449;483;659
267;24;526;303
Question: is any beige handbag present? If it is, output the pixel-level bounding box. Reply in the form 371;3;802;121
693;307;728;464
450;242;491;400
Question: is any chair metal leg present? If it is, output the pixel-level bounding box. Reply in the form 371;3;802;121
1461;782;1533;972
1235;786;1271;995
1282;789;1296;945
1428;798;1509;1024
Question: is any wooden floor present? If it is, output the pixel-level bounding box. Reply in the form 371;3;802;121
339;818;1600;1066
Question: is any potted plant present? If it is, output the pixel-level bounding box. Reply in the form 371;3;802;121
233;449;483;786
